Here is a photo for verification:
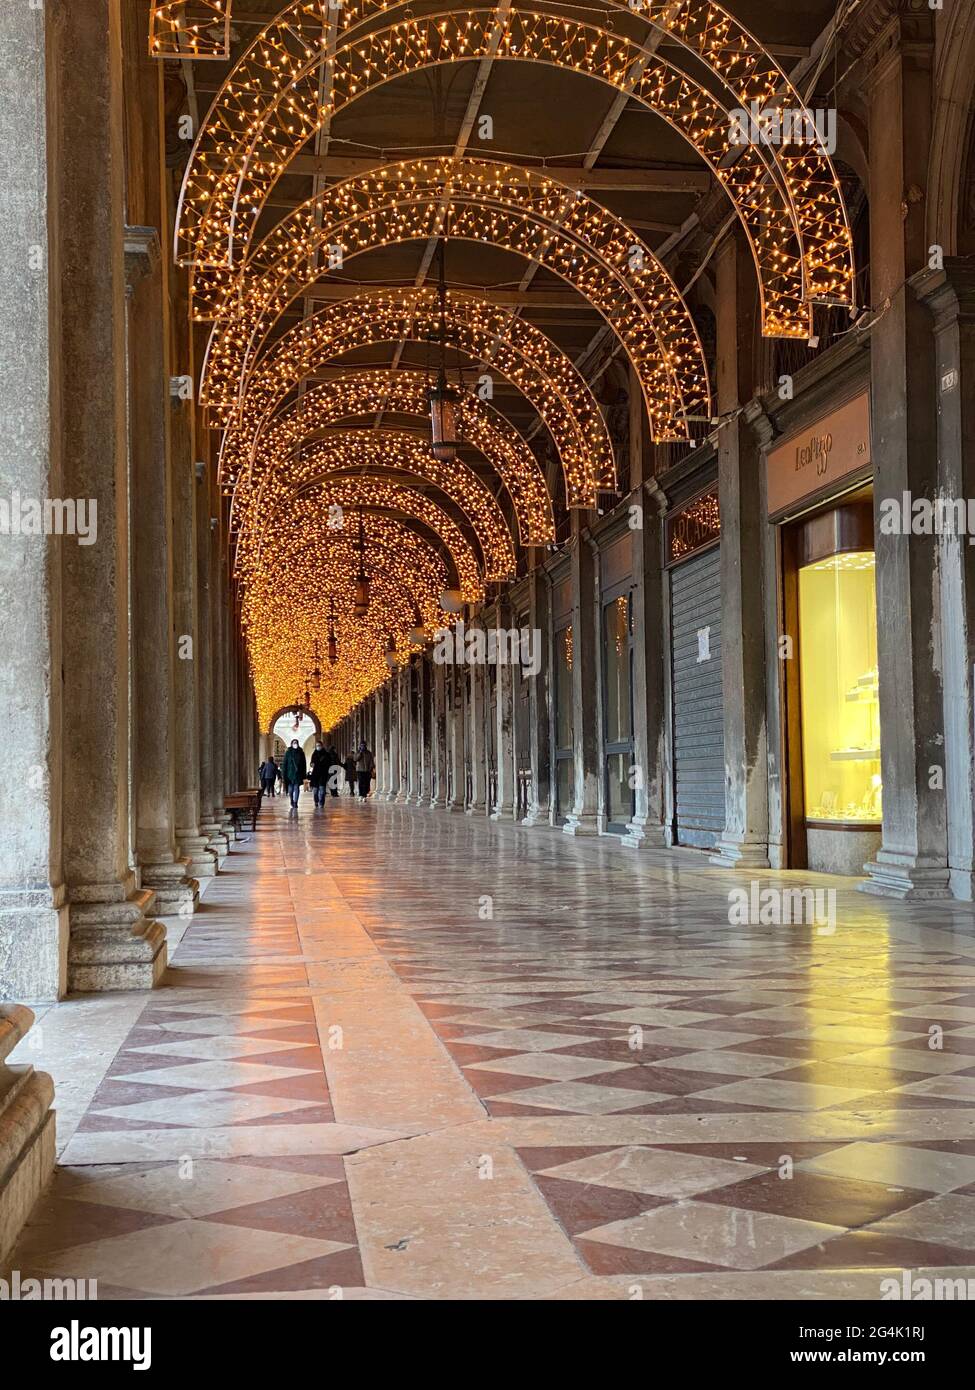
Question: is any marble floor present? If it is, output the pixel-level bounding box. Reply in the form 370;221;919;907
7;796;975;1300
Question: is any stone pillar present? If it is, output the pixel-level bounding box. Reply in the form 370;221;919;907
196;456;226;858
169;299;216;881
709;232;771;870
446;664;465;811
374;689;386;797
0;1006;55;1263
563;517;599;835
59;0;166;990
913;260;975;897
386;675;401;801
0;0;69;1001
432;657;448;808
466;636;487;815
523;566;551;826
419;656;434;804
861;8;949;898
492;607;516;819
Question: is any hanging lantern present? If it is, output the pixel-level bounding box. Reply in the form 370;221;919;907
353;511;370;616
428;376;460;462
384;636;398;670
409;602;426;646
327;600;338;664
309;639;322;690
440;587;463;614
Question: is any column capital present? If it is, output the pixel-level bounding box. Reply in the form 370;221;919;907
742;398;776;451
911;259;975;329
123;225;161;296
843;0;935;87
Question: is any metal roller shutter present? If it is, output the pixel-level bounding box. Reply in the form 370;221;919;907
670;546;725;849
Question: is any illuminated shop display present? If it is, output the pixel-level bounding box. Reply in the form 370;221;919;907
798;551;882;825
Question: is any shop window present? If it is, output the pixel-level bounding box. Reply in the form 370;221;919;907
798;551;881;824
602;593;634;830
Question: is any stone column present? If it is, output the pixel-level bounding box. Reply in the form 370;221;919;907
563;517;599;836
432;657;448;808
913;260;975;897
0;1006;55;1263
419;656;434;804
446;664;465;811
860;8;949;898
386;675;401;801
374;688;386;797
59;0;165;990
466;635;487;815
492;607;516;820
169;298;216;881
523;565;551;826
196;455;226;858
709;232;771;870
0;0;69;1002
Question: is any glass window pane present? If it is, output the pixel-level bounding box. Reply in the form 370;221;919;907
606;751;633;825
556;757;574;819
603;595;632;743
798;551;881;823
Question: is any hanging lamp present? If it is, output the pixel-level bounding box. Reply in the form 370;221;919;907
428;227;460;462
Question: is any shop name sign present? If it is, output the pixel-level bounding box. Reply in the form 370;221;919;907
666;485;720;565
767;391;871;517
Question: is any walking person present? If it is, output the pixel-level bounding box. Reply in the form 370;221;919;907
325;743;342;797
309;740;329;808
282;738;307;812
356;740;376;798
261;756;278;798
343;752;357;795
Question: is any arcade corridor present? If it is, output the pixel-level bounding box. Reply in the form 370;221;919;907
7;799;975;1300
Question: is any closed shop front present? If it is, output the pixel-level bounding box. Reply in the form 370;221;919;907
666;486;724;850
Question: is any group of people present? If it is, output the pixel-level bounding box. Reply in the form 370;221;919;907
259;740;376;811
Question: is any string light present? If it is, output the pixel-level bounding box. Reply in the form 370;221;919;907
214;286;617;507
175;3;854;337
193;156;711;444
149;1;231;58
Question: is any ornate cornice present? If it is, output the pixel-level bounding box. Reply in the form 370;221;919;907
841;0;934;76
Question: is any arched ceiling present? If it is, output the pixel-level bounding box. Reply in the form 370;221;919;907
156;0;855;731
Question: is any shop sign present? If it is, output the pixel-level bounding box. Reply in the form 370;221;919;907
767;390;871;518
666;485;720;565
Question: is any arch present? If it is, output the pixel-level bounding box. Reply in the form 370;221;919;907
266;703;322;740
237;428;517;581
194;157;711;441
242;476;485;602
177;5;855;335
927;0;975;254
149;1;231;58
250;369;555;547
217;287;616;506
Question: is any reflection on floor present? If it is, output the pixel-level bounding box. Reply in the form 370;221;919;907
7;796;975;1299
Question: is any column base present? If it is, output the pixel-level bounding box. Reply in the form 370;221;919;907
860;852;952;901
465;801;486;816
67;887;167;993
177;831;220;881
0;890;69;1003
141;859;200;915
562;812;599;836
0;1006;56;1263
709;838;771;869
949;867;975;902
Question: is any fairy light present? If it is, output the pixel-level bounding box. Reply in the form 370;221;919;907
174;3;854;337
243;369;555;548
149;1;231;58
192;156;711;444
214;286;616;507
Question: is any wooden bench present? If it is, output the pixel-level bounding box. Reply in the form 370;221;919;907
224;788;263;833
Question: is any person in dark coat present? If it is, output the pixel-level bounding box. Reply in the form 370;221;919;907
355;742;376;798
308;740;330;807
282;739;307;811
343;753;357;795
323;744;342;796
261;756;277;797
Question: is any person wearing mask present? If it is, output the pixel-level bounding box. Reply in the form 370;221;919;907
325;744;342;797
356;741;376;798
308;740;330;808
282;739;307;811
261;756;278;798
343;752;357;795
